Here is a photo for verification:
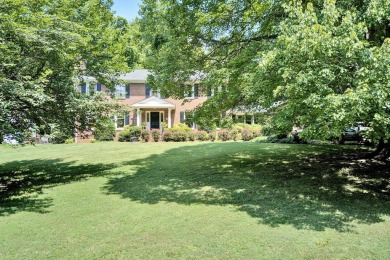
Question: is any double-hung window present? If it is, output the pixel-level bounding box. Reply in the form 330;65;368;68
115;85;126;99
114;111;130;129
81;81;101;95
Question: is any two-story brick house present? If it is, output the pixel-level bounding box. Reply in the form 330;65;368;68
80;69;209;134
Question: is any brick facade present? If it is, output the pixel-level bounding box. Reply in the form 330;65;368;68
79;80;210;131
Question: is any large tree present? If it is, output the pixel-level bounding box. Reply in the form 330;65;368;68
0;0;136;142
140;0;390;158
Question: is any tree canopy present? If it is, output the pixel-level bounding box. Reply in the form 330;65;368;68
139;0;390;157
0;0;136;142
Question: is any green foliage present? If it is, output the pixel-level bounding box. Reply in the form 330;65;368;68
46;124;73;144
94;119;115;141
241;128;253;141
209;131;217;142
187;131;196;141
0;0;136;141
195;131;209;141
64;138;74;144
162;130;173;142
229;129;239;141
171;123;192;132
218;129;231;141
151;129;161;142
261;125;273;136
139;0;390;157
220;118;234;130
140;130;150;142
172;131;187;142
118;125;141;142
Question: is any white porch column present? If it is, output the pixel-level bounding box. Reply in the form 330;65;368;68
168;108;172;128
251;114;255;125
136;108;141;126
114;114;118;129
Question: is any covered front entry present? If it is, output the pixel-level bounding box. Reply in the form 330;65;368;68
131;96;176;130
150;112;160;129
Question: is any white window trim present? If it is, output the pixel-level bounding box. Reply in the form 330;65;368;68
81;81;100;96
146;111;164;131
115;84;126;99
114;112;128;130
184;85;195;99
181;111;196;129
150;89;161;98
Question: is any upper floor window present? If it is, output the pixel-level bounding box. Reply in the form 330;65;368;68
113;84;130;99
115;85;126;99
81;82;101;95
146;84;164;99
182;84;199;99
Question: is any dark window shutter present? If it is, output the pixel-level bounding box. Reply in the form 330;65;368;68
146;84;150;98
180;112;185;123
207;86;212;97
125;111;129;125
125;85;130;98
194;84;199;98
96;82;101;92
81;82;87;93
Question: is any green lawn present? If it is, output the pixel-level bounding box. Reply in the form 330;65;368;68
0;142;389;259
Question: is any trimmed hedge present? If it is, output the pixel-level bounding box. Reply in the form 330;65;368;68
195;131;209;141
151;129;161;142
218;129;230;141
140;130;150;142
162;130;173;142
172;131;187;142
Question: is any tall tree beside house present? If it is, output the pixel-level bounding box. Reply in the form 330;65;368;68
0;0;136;142
139;0;390;158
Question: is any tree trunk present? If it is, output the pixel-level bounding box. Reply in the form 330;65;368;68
365;138;390;160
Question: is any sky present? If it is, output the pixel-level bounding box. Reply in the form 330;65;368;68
111;0;142;21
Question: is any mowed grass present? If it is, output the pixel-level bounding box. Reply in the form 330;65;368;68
0;141;389;259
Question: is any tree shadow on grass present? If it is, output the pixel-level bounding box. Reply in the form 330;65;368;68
105;142;390;232
0;159;117;216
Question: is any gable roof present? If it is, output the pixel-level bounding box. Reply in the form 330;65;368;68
131;96;176;109
119;69;150;83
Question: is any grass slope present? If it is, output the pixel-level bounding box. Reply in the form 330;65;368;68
0;142;389;259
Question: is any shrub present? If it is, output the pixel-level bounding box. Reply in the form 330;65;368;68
220;117;234;129
241;128;253;141
262;124;272;136
140;130;150;142
209;131;217;141
89;138;96;143
195;131;209;141
118;130;130;142
232;124;243;134
187;131;196;141
218;129;230;141
252;128;262;138
118;125;142;142
171;123;192;132
127;125;142;139
46;124;73;144
64;138;74;144
94;118;115;141
229;129;239;141
172;131;187;142
162;130;173;142
151;129;161;142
